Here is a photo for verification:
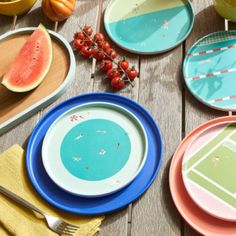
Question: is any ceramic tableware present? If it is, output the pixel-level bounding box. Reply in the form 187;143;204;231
27;93;163;215
42;102;148;197
104;0;194;54
183;30;236;111
182;121;236;221
0;27;76;135
170;116;236;235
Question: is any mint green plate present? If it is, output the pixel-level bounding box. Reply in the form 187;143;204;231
42;102;148;197
104;0;194;54
183;31;236;111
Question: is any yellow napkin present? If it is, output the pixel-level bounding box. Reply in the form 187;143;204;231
0;145;104;236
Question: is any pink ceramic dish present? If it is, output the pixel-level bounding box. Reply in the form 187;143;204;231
169;116;236;236
182;121;236;222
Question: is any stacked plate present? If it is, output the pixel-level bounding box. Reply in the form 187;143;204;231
170;116;236;235
26;93;163;215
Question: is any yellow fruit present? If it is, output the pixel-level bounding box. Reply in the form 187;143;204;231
0;0;36;16
214;0;236;22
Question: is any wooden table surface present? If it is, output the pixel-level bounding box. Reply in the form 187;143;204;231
0;0;235;235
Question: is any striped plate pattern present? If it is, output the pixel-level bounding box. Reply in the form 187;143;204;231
183;31;236;111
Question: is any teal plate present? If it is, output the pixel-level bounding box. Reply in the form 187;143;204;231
104;0;194;54
184;31;236;111
42;102;148;197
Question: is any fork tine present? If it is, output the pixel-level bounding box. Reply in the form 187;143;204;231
61;222;80;229
58;224;77;233
57;228;74;235
57;230;73;236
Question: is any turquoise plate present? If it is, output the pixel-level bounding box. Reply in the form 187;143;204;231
104;0;194;54
184;31;236;111
42;102;147;197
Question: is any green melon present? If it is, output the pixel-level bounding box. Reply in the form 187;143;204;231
1;24;52;92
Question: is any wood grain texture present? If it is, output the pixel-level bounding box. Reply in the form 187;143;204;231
93;0;139;100
0;33;69;126
53;0;98;101
0;1;43;154
131;46;183;235
0;13;36;152
0;1;232;235
93;0;137;235
184;0;226;235
0;15;13;33
184;0;225;133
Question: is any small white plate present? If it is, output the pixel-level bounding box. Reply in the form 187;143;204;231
42;102;148;197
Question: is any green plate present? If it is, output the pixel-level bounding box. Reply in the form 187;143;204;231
182;121;236;221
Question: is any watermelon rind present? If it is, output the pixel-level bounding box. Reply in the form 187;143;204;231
1;24;53;92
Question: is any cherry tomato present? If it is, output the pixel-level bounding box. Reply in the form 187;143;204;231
83;26;93;36
105;48;117;59
92;49;104;61
111;77;125;90
126;67;138;80
74;32;85;40
100;59;113;72
107;68;121;80
93;32;105;45
102;41;110;51
80;46;93;57
84;38;93;46
118;59;129;70
73;38;84;50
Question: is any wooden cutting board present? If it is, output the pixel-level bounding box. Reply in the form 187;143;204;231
0;29;75;134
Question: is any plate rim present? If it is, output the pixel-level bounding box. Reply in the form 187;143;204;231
41;101;148;197
169;116;236;235
26;92;163;215
183;30;236;112
104;0;195;55
182;120;236;221
0;27;76;135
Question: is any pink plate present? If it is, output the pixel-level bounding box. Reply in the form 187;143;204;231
169;116;236;236
182;121;236;221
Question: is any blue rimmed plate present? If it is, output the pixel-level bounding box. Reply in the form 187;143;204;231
42;102;148;197
104;0;194;54
26;93;163;215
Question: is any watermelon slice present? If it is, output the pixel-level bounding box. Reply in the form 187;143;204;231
1;24;52;92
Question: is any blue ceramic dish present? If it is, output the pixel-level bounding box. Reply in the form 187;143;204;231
26;93;163;215
184;31;236;111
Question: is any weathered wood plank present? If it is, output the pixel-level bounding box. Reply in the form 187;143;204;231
93;0;138;235
0;1;49;152
15;1;53;29
229;21;236;31
185;0;225;131
93;0;139;100
184;1;226;235
0;13;37;150
131;47;183;235
0;0;98;148
0;15;13;33
42;0;99;110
